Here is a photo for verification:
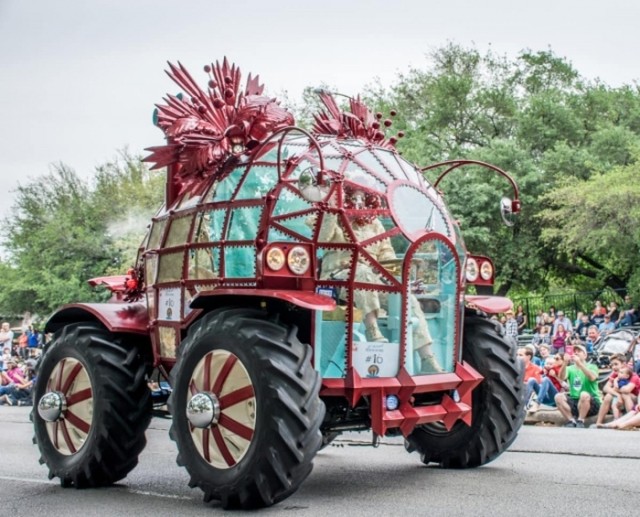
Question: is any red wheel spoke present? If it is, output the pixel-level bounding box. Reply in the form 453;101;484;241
189;380;198;396
219;385;254;410
202;428;211;463
211;425;236;467
60;420;77;454
65;388;92;407
55;359;66;391
65;410;91;434
203;353;212;392
61;362;83;395
211;354;237;394
219;413;254;441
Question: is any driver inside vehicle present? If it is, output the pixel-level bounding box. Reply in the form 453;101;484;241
317;185;443;373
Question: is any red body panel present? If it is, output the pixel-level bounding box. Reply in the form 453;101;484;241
45;302;149;335
320;360;483;436
191;288;337;311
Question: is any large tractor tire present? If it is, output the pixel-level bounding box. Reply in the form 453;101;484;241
32;323;151;487
169;307;324;510
406;310;525;467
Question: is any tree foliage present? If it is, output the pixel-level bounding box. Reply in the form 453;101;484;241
2;44;640;319
362;43;640;296
0;153;164;317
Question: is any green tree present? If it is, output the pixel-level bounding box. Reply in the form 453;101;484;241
539;160;640;294
0;153;163;316
360;44;640;295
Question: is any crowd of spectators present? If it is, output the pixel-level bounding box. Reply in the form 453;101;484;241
510;296;640;429
3;296;640;428
0;321;44;406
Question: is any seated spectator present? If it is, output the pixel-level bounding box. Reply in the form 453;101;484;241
584;325;602;354
515;305;528;334
0;359;35;406
534;309;544;329
607;301;620;323
0;368;14;397
552;310;573;335
531;326;551;348
595;354;627;426
518;346;543;410
528;353;564;412
617;295;638;327
12;360;35;406
541;312;553;328
5;358;25;385
591;300;607;326
551;323;570;355
535;343;552;366
614;366;639;414
600;402;640;429
575;314;591;341
555;344;601;428
598;314;616;335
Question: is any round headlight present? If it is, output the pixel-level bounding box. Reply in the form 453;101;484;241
266;247;285;271
287;246;310;275
465;258;479;282
480;261;493;281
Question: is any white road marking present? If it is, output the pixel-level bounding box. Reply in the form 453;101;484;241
0;476;193;500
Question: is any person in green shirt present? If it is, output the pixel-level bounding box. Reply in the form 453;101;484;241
554;343;601;428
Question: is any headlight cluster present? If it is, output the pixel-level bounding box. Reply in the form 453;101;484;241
266;245;311;275
465;257;493;283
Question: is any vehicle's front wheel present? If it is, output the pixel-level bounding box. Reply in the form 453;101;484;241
32;323;151;487
406;310;525;467
169;307;324;509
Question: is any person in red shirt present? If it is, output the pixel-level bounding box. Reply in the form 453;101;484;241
518;346;543;409
595;354;639;426
616;365;639;413
527;353;564;413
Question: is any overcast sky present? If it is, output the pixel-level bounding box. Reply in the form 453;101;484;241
1;0;639;220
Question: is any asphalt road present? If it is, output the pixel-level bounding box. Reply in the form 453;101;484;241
1;407;638;516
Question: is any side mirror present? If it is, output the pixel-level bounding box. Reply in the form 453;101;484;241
299;167;330;202
500;197;520;227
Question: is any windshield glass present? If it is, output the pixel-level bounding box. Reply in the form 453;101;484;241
390;183;451;241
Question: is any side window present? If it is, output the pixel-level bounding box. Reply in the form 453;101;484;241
164;215;194;248
147;218;167;250
157;251;185;283
188;246;219;280
227;206;263;241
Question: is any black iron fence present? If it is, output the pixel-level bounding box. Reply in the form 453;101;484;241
513;288;627;332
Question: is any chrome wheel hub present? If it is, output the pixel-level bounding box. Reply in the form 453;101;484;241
186;392;221;429
38;391;66;422
187;349;256;469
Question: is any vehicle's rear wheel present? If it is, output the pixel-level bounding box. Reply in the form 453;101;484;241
406;310;525;467
32;323;151;487
169;307;324;509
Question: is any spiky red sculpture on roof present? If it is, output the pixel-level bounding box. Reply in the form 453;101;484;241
144;58;294;192
312;91;403;149
144;58;406;201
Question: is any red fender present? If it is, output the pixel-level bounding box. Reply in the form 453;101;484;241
465;295;512;315
44;302;149;335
